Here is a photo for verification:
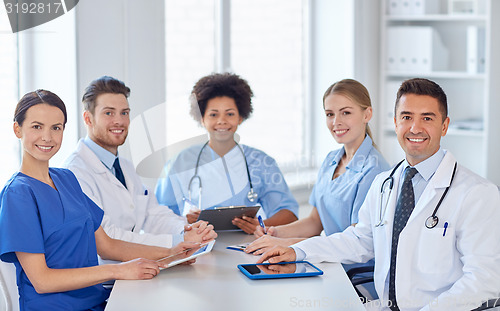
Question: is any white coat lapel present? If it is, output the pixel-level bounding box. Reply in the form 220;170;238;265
407;152;456;222
81;141;132;196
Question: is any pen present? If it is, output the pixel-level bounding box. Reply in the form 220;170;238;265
443;222;448;237
258;215;266;234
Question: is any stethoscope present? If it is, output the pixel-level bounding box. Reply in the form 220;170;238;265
187;141;258;210
376;159;457;229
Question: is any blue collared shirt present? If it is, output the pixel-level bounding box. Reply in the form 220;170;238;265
83;136;118;174
400;148;445;204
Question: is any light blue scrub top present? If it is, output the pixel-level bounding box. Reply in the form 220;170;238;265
310;135;390;235
155;144;299;219
0;168;109;311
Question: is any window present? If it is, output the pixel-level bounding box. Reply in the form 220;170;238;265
0;8;19;185
165;0;308;170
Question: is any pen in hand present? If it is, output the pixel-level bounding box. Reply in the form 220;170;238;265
258;215;266;234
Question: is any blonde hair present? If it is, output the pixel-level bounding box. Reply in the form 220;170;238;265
322;78;377;148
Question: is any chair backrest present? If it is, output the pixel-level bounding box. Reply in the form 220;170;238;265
0;261;19;311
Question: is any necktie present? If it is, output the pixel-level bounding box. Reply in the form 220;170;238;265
388;167;418;311
113;158;127;189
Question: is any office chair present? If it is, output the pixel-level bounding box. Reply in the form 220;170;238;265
346;265;375;303
0;261;19;311
347;266;500;310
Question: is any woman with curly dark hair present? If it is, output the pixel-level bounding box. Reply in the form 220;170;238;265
156;73;299;234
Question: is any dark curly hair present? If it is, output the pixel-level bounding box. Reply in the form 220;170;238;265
190;73;253;123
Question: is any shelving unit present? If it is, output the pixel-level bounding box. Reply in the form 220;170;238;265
378;0;500;184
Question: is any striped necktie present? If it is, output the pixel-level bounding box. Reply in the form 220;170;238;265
388;167;418;311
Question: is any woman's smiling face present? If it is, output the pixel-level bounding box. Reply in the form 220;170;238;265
14;103;65;164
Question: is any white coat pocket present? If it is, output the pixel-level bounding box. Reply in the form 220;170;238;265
417;226;455;274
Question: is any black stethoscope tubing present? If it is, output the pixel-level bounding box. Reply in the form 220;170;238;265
378;159;457;229
188;141;257;209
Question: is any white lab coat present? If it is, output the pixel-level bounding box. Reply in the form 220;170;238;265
294;151;500;311
62;139;186;248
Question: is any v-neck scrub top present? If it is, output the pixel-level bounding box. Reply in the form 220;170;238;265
310;136;390;235
155;144;299;218
0;168;109;311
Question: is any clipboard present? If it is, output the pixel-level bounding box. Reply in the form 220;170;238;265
197;205;261;231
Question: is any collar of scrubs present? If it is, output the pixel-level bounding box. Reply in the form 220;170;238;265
83;136;119;172
329;135;373;173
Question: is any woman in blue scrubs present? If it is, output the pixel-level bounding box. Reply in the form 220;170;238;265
246;79;390;253
155;73;299;234
0;90;203;311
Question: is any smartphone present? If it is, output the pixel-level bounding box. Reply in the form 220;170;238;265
237;261;323;280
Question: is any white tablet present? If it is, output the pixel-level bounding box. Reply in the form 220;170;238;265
157;240;216;269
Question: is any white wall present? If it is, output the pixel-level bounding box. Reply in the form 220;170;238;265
74;0;166;169
310;0;355;166
18;9;78;167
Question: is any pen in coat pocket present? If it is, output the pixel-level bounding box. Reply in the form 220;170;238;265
443;222;448;237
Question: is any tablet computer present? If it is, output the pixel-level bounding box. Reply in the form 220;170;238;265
237;261;323;280
198;205;261;231
157;240;216;269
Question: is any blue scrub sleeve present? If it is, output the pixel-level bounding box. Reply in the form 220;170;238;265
83;194;104;232
155;167;181;215
0;188;44;263
63;168;104;232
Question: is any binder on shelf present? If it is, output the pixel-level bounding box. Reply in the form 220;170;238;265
388;0;441;16
386;26;449;73
410;0;440;15
386;27;404;71
400;0;411;15
467;25;486;74
387;0;402;15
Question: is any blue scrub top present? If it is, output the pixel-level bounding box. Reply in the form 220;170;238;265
310;136;390;235
0;168;110;311
155;144;299;219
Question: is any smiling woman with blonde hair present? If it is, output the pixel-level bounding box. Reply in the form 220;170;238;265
247;79;389;253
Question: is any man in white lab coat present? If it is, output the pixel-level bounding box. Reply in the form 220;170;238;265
258;78;500;311
63;76;216;249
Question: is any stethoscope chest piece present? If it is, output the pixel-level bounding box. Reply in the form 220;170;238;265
425;215;439;229
247;189;258;202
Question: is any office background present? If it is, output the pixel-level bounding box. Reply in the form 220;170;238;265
0;0;498;205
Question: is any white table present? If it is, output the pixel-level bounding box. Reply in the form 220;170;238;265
105;232;366;311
